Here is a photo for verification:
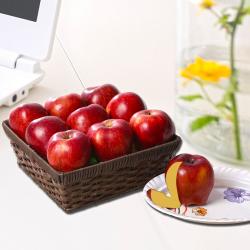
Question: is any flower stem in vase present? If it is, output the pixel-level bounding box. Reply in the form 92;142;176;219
228;0;245;161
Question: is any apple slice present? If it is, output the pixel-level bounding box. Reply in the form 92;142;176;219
148;162;182;208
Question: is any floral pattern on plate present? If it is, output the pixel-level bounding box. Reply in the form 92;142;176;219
192;207;208;216
224;188;250;203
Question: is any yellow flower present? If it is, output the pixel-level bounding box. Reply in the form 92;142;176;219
180;57;231;84
200;0;215;9
200;0;216;9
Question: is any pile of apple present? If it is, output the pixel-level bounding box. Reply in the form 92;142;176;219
9;84;176;172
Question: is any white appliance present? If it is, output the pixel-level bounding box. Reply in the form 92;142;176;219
0;0;61;106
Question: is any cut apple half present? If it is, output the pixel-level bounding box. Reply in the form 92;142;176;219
147;161;182;209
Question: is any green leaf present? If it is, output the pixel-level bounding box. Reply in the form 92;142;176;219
219;13;230;24
235;6;250;25
180;94;203;102
216;92;230;108
190;115;219;132
242;6;250;15
89;156;99;165
217;12;233;32
216;101;231;110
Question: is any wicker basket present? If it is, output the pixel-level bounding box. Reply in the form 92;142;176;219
2;120;182;213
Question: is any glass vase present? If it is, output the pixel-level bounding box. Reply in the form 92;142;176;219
176;0;250;166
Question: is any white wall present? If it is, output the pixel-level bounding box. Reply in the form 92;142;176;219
56;0;177;113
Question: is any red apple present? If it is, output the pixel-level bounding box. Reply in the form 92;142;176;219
25;116;68;157
130;109;175;149
165;154;214;206
81;84;119;108
45;93;84;121
106;92;146;122
9;103;48;140
47;130;91;172
67;104;108;134
87;119;133;161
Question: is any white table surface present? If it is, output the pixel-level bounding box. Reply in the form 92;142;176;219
0;1;249;250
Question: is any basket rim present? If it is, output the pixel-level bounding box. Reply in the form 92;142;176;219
2;120;182;184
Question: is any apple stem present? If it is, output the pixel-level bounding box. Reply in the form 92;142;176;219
62;132;72;140
104;120;113;128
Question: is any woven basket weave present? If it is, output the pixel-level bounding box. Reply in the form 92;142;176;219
3;120;182;213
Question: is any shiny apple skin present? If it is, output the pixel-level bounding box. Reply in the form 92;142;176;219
130;109;175;149
47;130;91;172
87;119;133;161
25;116;68;157
9;103;48;140
165;154;214;206
67;104;108;134
81;84;119;108
106;92;146;122
44;93;84;121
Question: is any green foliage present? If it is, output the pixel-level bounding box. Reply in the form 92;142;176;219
216;89;232;111
238;6;250;24
190;115;219;132
242;6;250;15
89;156;99;165
218;12;233;32
180;94;203;102
217;2;250;32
